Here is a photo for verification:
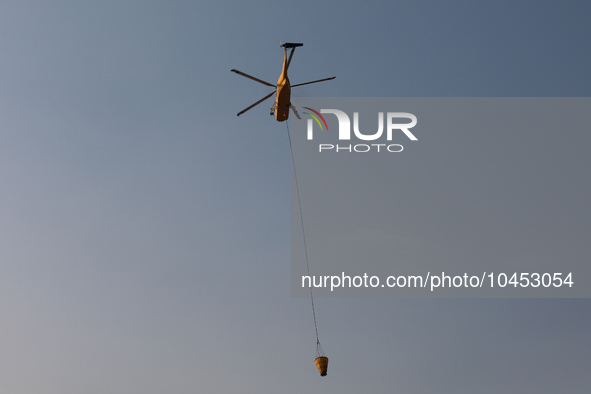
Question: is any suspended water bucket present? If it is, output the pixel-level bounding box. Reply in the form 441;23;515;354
314;356;328;376
314;340;328;376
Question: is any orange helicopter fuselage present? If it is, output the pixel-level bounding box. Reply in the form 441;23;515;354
275;48;291;122
232;42;334;121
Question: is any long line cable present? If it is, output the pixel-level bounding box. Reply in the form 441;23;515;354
285;119;320;347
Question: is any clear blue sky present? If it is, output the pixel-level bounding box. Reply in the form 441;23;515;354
0;1;589;393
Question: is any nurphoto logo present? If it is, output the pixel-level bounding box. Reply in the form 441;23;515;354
304;108;418;153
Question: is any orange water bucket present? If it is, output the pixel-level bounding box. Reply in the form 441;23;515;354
314;356;329;376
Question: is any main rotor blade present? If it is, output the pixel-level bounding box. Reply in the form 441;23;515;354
237;91;276;116
286;47;296;70
290;105;301;119
231;69;275;88
291;76;336;88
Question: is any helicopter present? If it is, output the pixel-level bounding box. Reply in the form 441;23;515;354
232;43;335;122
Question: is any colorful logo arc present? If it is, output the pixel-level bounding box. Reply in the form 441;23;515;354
303;107;329;131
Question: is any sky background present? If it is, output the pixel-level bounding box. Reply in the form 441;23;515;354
0;1;590;393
